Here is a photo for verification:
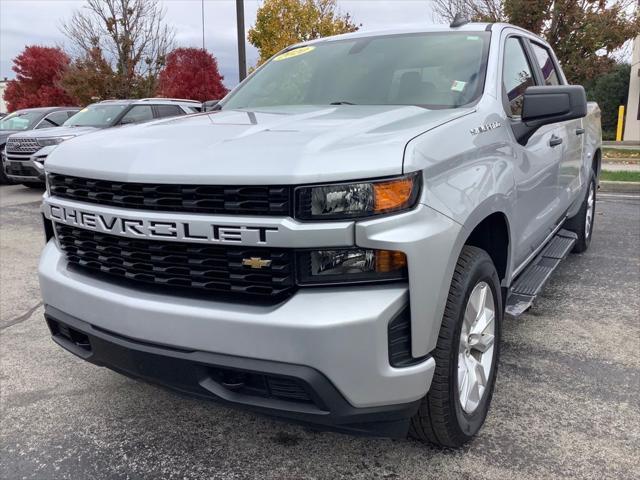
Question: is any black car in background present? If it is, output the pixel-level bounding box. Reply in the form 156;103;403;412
0;106;80;184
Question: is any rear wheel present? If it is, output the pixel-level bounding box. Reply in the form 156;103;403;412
410;246;502;447
565;173;596;253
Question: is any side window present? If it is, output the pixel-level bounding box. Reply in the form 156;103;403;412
66;110;79;119
37;111;69;128
48;111;71;126
530;43;561;86
154;105;185;119
119;105;154;125
502;37;535;116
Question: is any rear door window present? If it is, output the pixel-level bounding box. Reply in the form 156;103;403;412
154;105;185;119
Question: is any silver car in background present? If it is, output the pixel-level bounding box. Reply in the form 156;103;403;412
3;98;200;187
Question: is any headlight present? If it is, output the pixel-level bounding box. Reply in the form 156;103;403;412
295;173;421;220
296;248;407;285
37;136;74;147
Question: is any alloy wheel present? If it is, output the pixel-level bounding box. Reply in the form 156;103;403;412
457;281;496;414
585;182;595;239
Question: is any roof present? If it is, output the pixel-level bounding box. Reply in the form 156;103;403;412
300;22;493;46
97;98;201;107
293;22;547;48
12;106;79;114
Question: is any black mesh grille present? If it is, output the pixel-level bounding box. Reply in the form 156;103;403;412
48;173;292;216
55;224;295;301
208;367;316;405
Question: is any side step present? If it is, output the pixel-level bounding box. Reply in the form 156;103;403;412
505;229;577;316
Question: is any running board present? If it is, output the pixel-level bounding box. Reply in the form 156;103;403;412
505;229;577;316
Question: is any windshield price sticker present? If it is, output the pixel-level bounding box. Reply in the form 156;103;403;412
273;46;315;61
451;80;467;92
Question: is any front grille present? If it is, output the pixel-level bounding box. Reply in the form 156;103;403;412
55;224;295;301
48;173;293;216
6;137;41;154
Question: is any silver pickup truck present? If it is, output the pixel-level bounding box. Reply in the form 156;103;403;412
38;22;601;447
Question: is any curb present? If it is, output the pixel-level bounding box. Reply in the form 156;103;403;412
598;181;640;194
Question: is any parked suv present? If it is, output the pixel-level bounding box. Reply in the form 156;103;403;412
39;23;601;447
0;106;80;184
3;98;199;187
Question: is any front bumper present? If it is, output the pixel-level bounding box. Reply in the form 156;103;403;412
39;200;462;431
3;145;54;183
40;240;434;409
3;156;46;183
44;305;423;438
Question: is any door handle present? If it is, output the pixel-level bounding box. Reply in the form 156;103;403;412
549;135;563;147
575;128;585;135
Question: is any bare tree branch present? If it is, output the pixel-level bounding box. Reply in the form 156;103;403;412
61;0;175;98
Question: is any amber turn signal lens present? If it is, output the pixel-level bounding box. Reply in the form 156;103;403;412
375;250;407;273
373;176;416;213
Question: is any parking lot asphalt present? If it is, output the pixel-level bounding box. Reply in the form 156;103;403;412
1;184;639;480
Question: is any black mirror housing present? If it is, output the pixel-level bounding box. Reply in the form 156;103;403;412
513;85;587;145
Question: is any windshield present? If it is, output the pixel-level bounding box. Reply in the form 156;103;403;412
223;32;490;110
64;104;127;127
0;110;42;130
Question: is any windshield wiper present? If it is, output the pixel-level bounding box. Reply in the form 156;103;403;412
329;101;356;105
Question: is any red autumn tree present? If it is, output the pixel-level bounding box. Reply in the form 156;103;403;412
4;46;75;112
157;48;228;102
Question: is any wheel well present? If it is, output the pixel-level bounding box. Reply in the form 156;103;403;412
465;213;509;281
592;148;601;176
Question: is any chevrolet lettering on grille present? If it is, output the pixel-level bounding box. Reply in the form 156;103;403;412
47;203;279;245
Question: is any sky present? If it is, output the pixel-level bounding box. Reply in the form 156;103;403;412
0;0;439;88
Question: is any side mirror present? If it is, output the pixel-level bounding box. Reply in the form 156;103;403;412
202;100;221;112
513;85;587;145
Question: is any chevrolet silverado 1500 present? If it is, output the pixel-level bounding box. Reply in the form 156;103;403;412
39;22;601;447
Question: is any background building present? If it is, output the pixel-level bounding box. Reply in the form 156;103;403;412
623;35;640;142
0;77;8;113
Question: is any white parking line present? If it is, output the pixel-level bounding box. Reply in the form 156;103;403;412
598;193;640;199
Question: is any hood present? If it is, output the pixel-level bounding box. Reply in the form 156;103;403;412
10;126;100;140
46;105;472;185
0;130;20;144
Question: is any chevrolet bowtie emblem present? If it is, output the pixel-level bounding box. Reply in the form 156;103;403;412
242;257;272;269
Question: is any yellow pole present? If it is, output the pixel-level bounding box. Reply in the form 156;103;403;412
615;105;625;141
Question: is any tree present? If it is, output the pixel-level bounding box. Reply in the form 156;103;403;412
3;46;75;112
249;0;359;65
585;63;631;139
157;48;228;102
60;46;116;105
61;0;175;99
432;0;639;85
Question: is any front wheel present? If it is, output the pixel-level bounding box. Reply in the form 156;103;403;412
410;246;502;447
565;173;596;253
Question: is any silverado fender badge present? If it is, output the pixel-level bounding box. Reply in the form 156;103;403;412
470;121;501;135
242;257;272;269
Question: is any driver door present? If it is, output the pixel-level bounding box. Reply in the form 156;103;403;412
502;36;564;268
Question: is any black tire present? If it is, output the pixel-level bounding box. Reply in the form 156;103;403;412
22;183;45;189
0;168;9;185
0;149;11;185
409;245;502;447
564;172;596;253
